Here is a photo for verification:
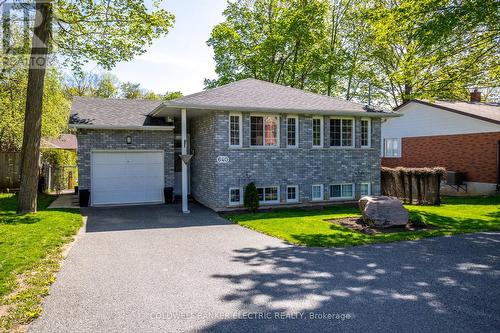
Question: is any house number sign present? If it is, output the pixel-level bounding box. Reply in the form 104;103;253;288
216;156;230;164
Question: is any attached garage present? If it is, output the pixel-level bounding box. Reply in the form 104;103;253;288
91;151;165;206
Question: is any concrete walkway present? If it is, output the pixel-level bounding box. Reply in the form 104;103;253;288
30;204;500;332
48;192;79;209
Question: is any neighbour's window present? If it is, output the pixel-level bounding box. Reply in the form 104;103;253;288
330;118;353;147
384;138;400;157
361;119;371;147
286;116;298;147
286;185;299;203
312;117;323;147
311;184;323;201
229;188;241;205
257;186;279;203
229;114;242;147
330;183;354;199
251;116;279;146
360;183;371;196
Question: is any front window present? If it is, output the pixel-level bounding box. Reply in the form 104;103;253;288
287;116;298;147
229;114;241;147
384;138;400;157
330;183;354;199
361;119;370;147
312;117;323;147
286;185;298;203
330;118;353;147
257;186;279;203
311;184;323;201
360;183;371;196
251;116;279;146
229;188;241;205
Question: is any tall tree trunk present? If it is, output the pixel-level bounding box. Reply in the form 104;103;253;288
17;0;51;214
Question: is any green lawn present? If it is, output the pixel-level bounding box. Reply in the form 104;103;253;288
226;196;500;247
0;193;82;331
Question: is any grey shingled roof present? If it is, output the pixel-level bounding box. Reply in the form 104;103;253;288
69;97;164;127
41;134;77;150
395;100;500;124
161;78;393;115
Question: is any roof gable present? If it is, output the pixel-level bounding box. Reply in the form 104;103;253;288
394;100;500;125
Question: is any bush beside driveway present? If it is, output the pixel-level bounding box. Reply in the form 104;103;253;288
0;194;81;332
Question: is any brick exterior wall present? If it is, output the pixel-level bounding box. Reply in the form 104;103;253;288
189;113;218;209
382;132;500;184
76;129;175;191
190;111;382;211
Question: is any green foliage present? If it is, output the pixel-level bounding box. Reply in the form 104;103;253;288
41;149;77;167
120;82;143;99
207;0;499;106
163;91;183;100
64;71;120;98
53;0;175;71
0;66;69;151
244;182;260;212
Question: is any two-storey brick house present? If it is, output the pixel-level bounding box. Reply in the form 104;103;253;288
70;79;398;211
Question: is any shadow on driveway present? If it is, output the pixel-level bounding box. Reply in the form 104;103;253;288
201;232;500;332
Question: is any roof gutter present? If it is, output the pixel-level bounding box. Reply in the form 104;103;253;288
150;103;401;118
69;124;175;131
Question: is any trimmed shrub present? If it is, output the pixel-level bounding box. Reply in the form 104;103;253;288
381;167;446;205
244;182;259;212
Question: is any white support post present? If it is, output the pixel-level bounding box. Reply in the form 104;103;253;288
181;108;189;213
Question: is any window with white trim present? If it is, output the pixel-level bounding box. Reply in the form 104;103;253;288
257;186;279;203
286;116;298;147
360;182;371;196
329;183;354;199
229;114;242;147
286;185;299;203
311;184;323;201
229;188;241;205
330;118;354;147
360;119;371;147
251;115;279;147
384;138;401;157
312;117;323;147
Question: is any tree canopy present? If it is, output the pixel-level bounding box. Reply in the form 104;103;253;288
206;0;500;106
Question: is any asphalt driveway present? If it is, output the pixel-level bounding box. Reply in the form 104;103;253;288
30;204;500;332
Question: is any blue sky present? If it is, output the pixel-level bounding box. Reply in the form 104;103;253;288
91;0;228;95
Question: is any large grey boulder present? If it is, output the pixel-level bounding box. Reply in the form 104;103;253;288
359;196;409;228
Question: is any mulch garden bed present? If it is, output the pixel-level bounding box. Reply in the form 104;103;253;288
326;217;438;235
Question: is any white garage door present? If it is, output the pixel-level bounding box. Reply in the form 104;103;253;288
91;151;164;206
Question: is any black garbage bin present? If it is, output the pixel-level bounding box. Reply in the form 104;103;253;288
79;189;90;207
164;187;173;204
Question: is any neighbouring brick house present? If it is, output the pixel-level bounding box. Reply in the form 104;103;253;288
70;78;398;211
381;94;500;195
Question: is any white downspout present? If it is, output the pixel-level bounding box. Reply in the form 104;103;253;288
181;108;190;213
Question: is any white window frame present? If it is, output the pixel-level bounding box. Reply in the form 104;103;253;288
256;186;280;204
360;118;371;148
286;185;299;203
311;184;324;201
312;116;323;148
228;187;242;205
384;138;401;157
250;114;280;148
329;117;355;148
286;115;299;148
329;183;355;200
228;113;242;148
360;182;371;197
